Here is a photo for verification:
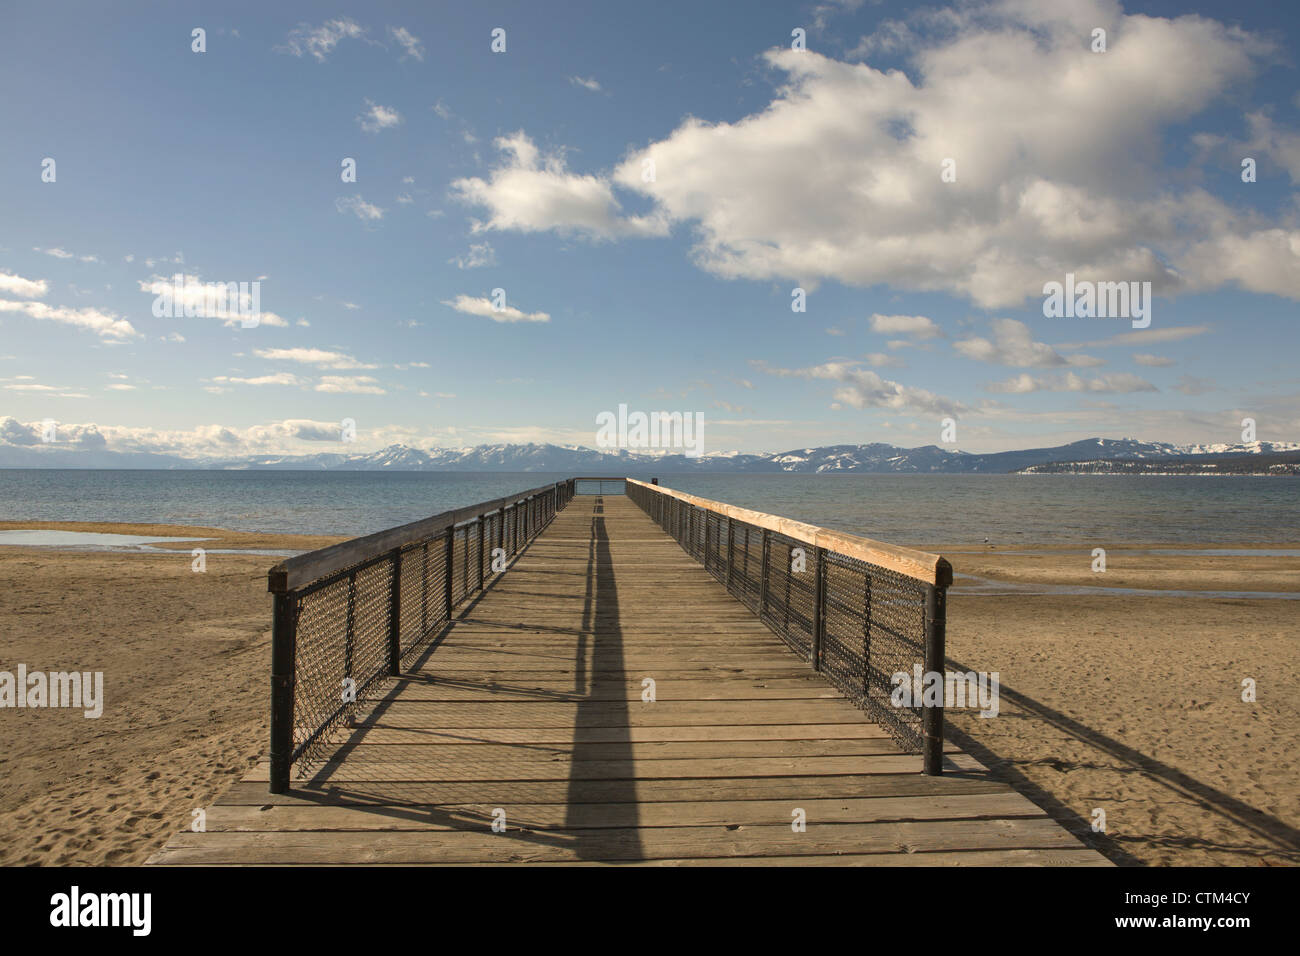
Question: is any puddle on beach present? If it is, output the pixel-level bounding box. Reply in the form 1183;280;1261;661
0;530;302;557
953;573;1299;600
0;530;209;550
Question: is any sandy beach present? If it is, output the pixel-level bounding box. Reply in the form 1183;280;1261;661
0;522;1295;866
940;543;1300;867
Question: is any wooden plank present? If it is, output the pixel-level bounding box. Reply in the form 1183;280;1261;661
243;753;985;782
200;792;1047;832
149;817;1086;865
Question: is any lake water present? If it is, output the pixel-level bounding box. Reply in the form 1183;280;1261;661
0;470;1296;547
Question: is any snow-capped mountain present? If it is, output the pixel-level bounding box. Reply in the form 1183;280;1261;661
2;432;1295;472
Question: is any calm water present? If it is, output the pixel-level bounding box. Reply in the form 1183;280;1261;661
0;470;1296;547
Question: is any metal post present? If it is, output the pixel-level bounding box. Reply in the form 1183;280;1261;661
811;547;826;671
269;591;297;794
421;541;429;635
387;548;402;674
344;572;356;681
923;584;947;775
443;529;455;620
759;530;770;617
726;517;735;592
477;519;486;591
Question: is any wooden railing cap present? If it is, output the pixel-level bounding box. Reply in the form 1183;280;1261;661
627;477;952;587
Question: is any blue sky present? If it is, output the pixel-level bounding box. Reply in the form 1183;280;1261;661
1;0;1298;458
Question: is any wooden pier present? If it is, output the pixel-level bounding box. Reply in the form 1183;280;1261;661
150;490;1108;865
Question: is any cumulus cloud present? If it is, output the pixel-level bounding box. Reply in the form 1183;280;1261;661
756;359;966;416
211;373;303;387
136;275;289;327
868;314;941;339
357;99;403;133
449;242;497;269
0;299;139;341
336;195;385;220
570;76;602;92
985;372;1158;394
389;26;424;61
446;1;1300;308
253;347;377;370
0;271;49;298
442;294;550;324
315;375;386;395
955;319;1103;368
450;131;668;239
277;18;367;62
1133;353;1175;367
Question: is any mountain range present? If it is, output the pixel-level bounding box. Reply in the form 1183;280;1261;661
1;435;1297;473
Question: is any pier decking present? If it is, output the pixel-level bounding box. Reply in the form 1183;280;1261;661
150;490;1108;865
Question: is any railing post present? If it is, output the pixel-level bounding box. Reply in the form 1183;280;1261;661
759;530;770;617
344;571;356;682
811;547;825;671
923;584;947;775
269;590;297;794
477;518;486;591
387;548;402;674
443;529;455;620
726;517;735;591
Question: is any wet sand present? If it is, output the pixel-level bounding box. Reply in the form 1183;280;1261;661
0;523;1295;865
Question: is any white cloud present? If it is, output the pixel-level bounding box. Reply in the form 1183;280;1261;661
449;242;497;269
211;373;303;387
315;375;386;395
357;99;403;133
955;319;1103;368
986;372;1157;394
450;131;668;239
868;313;941;339
757;359;965;416
389;26;424;61
277;18;367;62
0;299;139;341
563;3;1298;307
253;347;377;370
1057;324;1211;349
1133;353;1175;367
0;271;49;298
570;76;602;92
442;294;550;324
336;194;385;221
136;274;289;327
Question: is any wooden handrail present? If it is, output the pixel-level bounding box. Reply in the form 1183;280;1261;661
626;478;952;587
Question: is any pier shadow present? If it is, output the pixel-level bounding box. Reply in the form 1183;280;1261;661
564;497;642;860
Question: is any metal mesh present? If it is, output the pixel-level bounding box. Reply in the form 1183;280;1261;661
627;481;936;753
278;482;572;780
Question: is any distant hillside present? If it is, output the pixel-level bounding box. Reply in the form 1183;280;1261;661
1020;450;1300;475
1;430;1297;473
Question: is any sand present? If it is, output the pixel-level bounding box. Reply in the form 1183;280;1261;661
0;523;1295;866
0;522;344;866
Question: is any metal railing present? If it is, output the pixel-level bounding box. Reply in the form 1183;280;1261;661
625;478;952;774
266;479;576;792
